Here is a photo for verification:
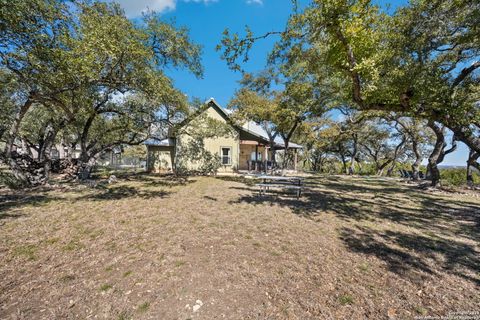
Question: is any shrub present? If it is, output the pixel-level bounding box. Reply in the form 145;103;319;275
440;168;479;186
0;170;28;189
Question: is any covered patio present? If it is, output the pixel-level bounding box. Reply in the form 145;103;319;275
238;124;302;173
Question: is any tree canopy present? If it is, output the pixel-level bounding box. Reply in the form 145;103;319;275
219;0;480;186
0;0;202;184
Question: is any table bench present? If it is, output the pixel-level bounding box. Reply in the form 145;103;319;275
255;183;305;199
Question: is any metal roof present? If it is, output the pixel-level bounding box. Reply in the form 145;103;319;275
144;138;175;147
144;98;302;150
208;98;302;149
241;121;303;149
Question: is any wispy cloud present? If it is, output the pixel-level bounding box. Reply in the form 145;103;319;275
246;0;263;5
114;0;218;17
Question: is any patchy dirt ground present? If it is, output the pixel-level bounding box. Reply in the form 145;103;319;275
0;174;479;319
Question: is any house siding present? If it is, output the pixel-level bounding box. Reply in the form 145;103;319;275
175;106;240;173
147;146;175;173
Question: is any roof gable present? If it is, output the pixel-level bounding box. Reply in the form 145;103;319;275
171;98;238;136
152;98;302;149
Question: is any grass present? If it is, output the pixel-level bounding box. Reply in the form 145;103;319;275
339;294;354;305
117;310;131;320
59;274;75;283
358;262;370;272
174;260;186;267
12;244;37;261
137;302;150;313
0;173;479;319
62;239;84;252
99;283;113;292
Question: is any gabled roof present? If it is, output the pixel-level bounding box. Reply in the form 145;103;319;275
144;138;175;147
208;98;302;149
145;98;302;149
241;121;302;149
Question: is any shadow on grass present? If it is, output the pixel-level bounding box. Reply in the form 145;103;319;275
99;172;195;188
215;176;257;186
228;184;377;221
228;175;480;284
340;226;480;285
203;195;218;201
0;193;59;221
76;185;171;201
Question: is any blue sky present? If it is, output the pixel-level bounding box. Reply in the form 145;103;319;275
114;0;470;166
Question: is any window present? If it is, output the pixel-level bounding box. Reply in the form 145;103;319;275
51;149;60;160
221;147;231;165
250;151;262;161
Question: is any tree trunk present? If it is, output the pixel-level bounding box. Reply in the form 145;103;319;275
427;121;458;187
377;160;392;176
349;134;358;175
355;156;362;173
467;150;479;187
447;123;480;155
425;163;431;179
426;123;445;187
3;100;34;183
411;139;422;181
36;123;58;183
340;154;348;174
269;139;276;171
387;162;396;177
429;160;441;187
282;138;290;170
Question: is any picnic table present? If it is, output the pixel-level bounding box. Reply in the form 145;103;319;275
255;175;305;199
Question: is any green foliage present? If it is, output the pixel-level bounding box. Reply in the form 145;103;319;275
1;0;203;184
441;168;479;187
175;110;233;175
123;146;147;161
197;152;222;175
0;169;28;189
143;13;203;77
218;0;480;158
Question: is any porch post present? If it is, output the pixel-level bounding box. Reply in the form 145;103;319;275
294;148;298;172
255;144;258;172
264;146;268;174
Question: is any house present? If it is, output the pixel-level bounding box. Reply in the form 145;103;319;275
145;98;302;173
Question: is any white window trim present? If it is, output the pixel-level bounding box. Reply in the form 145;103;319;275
220;146;232;166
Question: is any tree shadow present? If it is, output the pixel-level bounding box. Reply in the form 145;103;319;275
340;226;480;285
203;195;218;201
0;193;61;222
117;173;196;188
215;176;257;186
142;176;195;188
228;184;378;221
228;176;480;284
75;185;171;201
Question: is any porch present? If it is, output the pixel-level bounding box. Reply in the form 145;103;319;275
239;141;269;171
238;140;299;173
238;122;302;173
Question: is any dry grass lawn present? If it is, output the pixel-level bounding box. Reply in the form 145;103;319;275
0;174;479;319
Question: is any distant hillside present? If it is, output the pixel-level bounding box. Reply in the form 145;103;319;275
438;165;467;169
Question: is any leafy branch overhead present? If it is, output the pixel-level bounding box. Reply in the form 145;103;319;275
0;0;203;184
219;0;479;185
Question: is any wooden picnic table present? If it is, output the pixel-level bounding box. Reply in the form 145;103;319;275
257;175;304;185
255;175;305;199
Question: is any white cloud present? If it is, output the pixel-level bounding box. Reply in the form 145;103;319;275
246;0;263;5
114;0;218;17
